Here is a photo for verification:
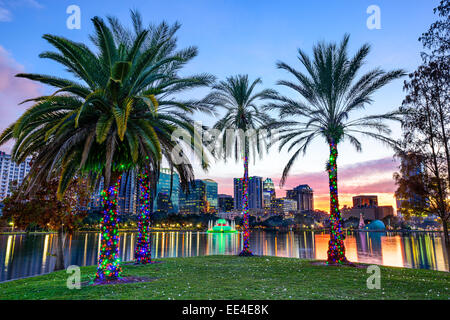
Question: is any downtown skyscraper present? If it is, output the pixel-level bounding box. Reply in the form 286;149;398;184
154;168;180;214
234;176;264;211
0;152;31;201
263;178;276;212
179;179;218;214
118;170;138;215
286;184;314;212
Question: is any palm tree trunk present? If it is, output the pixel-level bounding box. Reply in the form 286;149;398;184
95;175;123;281
327;140;348;264
54;228;66;271
239;153;253;256
135;169;152;264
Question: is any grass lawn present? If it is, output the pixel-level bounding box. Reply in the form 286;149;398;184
0;255;448;300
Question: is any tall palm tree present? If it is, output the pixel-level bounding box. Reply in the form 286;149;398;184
206;75;275;256
105;10;214;265
0;15;211;280
265;35;405;264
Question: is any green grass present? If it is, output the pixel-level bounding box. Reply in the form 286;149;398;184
0;255;448;300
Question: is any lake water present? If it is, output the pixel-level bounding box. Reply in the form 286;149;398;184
0;230;449;282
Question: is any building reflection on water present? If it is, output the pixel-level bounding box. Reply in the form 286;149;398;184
0;231;448;281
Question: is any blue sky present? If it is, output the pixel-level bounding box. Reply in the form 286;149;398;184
0;0;435;80
0;0;439;209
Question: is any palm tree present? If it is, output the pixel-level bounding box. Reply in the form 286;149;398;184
0;15;211;280
206;75;275;256
265;35;405;264
105;10;213;264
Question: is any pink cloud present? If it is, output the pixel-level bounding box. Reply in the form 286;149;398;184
0;0;43;22
277;157;399;195
0;45;42;152
339;179;397;194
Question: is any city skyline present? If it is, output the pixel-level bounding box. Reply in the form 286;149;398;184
204;156;399;212
0;149;396;214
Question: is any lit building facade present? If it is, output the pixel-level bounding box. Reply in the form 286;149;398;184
88;168;181;215
218;194;234;213
87;171;138;215
270;198;297;217
353;195;378;208
286;184;314;212
343;205;394;221
179;179;218;214
154;168;180;214
263;178;276;213
118;170;138;215
204;179;218;211
234;176;263;211
0;152;31;201
343;194;395;220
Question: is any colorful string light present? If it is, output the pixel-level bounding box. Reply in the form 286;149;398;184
95;176;123;281
135;168;152;264
326;140;347;264
239;155;253;256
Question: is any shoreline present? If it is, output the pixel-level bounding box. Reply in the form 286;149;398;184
1;253;448;284
1;255;448;300
0;228;446;235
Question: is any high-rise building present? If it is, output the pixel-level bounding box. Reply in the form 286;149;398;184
270;198;297;216
263;178;275;194
179;179;218;214
233;178;242;210
218;194;233;213
286;184;314;212
263;178;276;213
203;179;218;211
0;152;31;201
88;168;180;215
353;195;378;208
180;180;205;214
343;195;394;221
118;170;138;215
87;171;138;215
154;168;180;214
234;176;263;211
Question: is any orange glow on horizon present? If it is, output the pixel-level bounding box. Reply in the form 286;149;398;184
314;193;397;213
218;183;397;213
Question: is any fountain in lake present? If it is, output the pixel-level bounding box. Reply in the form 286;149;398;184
207;219;238;233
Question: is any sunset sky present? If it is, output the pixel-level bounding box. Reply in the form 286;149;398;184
0;0;439;211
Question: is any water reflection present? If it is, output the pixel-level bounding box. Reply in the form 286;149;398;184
0;231;448;282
